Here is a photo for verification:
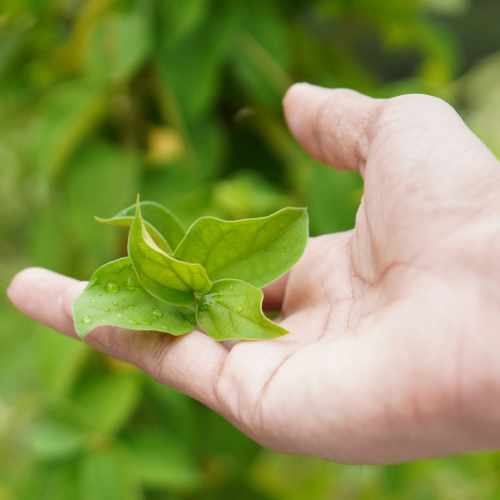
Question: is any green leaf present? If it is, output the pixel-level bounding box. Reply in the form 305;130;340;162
100;217;170;254
73;257;196;338
128;199;212;306
79;447;142;500
175;207;308;287
96;200;185;253
196;279;286;341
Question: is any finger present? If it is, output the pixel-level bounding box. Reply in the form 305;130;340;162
262;273;289;310
7;267;229;411
283;83;500;180
283;83;380;172
7;267;84;337
85;327;228;412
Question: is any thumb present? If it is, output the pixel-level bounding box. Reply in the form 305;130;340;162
283;83;380;172
283;83;500;180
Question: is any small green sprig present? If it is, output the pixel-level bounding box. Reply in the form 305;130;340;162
73;197;309;341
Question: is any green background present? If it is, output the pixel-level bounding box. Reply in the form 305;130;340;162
1;0;500;498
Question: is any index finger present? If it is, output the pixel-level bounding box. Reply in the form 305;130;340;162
7;267;229;411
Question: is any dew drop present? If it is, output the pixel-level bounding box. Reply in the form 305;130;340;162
106;282;119;294
83;315;91;324
152;308;163;319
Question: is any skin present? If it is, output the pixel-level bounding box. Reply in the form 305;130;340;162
7;84;500;464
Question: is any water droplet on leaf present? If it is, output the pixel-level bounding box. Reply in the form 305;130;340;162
83;316;91;324
152;308;163;319
106;282;119;294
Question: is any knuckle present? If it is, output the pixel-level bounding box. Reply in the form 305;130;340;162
381;93;457;124
386;93;450;110
128;332;173;383
374;93;460;146
213;343;246;418
148;336;170;382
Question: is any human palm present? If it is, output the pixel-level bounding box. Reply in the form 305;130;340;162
8;84;500;463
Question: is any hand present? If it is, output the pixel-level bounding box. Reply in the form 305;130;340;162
8;84;500;464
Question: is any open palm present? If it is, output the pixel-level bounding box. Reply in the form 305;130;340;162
9;84;500;464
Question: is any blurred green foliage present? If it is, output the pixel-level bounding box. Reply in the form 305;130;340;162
1;0;500;499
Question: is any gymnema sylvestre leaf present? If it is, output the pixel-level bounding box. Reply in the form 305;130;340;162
175;207;308;287
95;201;185;252
73;257;195;336
196;280;287;341
73;197;309;341
128;201;212;306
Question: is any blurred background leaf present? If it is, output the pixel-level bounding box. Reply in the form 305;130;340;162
1;0;500;499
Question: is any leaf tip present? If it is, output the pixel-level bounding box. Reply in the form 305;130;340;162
134;193;144;220
72;314;90;340
275;324;288;337
76;328;88;340
94;215;107;224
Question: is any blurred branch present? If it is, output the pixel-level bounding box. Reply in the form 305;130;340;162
238;32;293;94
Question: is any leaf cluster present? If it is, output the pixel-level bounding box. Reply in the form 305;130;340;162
74;199;308;341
